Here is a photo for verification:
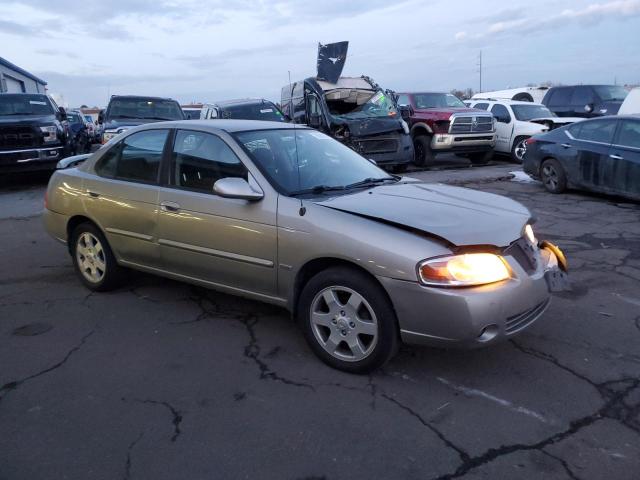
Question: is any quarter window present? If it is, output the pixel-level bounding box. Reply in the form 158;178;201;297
572;119;617;144
95;129;169;183
171;130;247;193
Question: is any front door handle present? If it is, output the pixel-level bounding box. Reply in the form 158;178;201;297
160;201;181;212
560;143;572;149
609;154;623;160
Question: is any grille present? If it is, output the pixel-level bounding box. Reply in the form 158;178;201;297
506;299;549;334
504;237;538;274
450;116;493;134
354;138;398;154
0;126;41;150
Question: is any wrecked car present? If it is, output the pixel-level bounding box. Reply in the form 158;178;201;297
44;120;568;373
281;76;413;171
524;116;640;200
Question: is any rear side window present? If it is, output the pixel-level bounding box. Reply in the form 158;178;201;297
95;129;169;183
617;120;640;149
572;119;617;144
570;87;595;106
547;88;572;107
474;103;489;110
171;130;247;193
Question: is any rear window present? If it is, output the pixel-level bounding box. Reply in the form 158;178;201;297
106;98;184;121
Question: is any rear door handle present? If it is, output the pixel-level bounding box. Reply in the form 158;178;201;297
160;201;181;212
609;154;623;160
561;143;572;149
87;190;100;198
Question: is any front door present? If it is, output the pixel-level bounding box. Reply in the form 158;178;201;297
490;103;513;153
83;128;169;267
156;129;278;297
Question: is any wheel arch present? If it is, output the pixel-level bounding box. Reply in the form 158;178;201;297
66;215;103;253
410;122;433;138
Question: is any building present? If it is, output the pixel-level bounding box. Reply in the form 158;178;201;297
0;56;47;94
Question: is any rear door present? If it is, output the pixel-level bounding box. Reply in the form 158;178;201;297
608;119;640;199
566;119;617;191
84;128;170;267
156;129;278;297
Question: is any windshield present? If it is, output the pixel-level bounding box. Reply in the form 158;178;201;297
220;103;285;122
0;94;55;116
594;86;628;102
67;112;83;123
328;90;398;120
511;104;555;121
413;93;466;109
106;98;184;121
235;129;394;195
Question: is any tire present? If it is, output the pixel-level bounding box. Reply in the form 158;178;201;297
298;267;399;374
511;136;529;163
540;158;567;194
513;93;533;102
469;151;493;165
413;135;434;167
70;222;124;291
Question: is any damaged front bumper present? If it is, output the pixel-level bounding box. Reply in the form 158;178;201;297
349;132;414;166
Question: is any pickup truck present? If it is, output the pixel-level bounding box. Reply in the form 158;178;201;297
396;92;496;166
0;93;72;172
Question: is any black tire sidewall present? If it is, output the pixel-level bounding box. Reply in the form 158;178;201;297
413;135;434;166
511;136;528;163
298;267;399;374
71;222;122;291
541;158;567;194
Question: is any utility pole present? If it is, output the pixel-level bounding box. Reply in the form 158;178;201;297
477;50;483;93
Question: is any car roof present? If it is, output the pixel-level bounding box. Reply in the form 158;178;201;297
138;119;306;133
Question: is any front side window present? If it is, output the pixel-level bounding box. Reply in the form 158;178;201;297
95;129;169;183
171;130;247;193
490;104;511;123
235;129;394;195
616;120;640;149
412;93;466;109
572;119;617;144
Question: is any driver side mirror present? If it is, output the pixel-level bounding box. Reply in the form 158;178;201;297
98;110;105;124
399;105;413;120
213;177;264;201
308;113;322;128
584;103;594;113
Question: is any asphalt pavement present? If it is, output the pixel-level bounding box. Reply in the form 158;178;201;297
1;160;639;480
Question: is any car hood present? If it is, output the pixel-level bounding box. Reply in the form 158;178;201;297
314;182;531;247
413;107;489;121
0;114;57;126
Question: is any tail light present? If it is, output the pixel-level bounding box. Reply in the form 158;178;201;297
526;138;537;145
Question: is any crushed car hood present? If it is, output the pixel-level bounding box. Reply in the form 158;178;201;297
315;182;531;247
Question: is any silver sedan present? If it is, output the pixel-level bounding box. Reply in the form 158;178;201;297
44;120;568;373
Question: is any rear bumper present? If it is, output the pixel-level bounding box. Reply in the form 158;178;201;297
0;146;64;173
43;208;70;245
431;133;496;152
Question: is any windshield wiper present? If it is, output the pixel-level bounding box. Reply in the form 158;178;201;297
344;177;397;190
289;185;346;197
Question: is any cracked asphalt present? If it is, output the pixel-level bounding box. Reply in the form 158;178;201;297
1;165;639;480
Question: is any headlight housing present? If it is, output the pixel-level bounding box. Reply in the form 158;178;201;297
40;125;58;143
418;253;512;287
524;224;536;245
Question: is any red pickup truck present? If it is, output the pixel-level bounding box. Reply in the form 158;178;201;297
397;92;496;166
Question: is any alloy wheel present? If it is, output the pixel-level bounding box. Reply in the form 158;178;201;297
309;286;378;362
542;164;558;190
76;232;106;283
514;139;527;161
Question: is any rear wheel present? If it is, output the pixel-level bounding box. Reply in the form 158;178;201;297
511;136;529;163
71;222;124;291
413;135;434;167
298;267;399;373
540;158;567;194
469;151;493;165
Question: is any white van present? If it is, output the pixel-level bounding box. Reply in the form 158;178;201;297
619;87;640;115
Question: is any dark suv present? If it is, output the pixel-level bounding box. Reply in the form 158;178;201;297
0;93;72;172
99;95;184;144
542;85;628;118
200;98;286;122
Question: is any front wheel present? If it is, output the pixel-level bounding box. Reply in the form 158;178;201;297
298;267;399;373
413;135;434;167
511;136;529;163
540;158;567;194
71;223;124;291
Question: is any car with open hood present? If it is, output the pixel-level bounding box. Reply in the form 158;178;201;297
43;120;568;373
98;95;185;144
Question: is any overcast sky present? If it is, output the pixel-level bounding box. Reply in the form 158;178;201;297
2;0;639;107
